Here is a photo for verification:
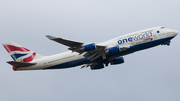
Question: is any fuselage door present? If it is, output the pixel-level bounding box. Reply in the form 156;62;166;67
43;61;48;68
153;31;157;40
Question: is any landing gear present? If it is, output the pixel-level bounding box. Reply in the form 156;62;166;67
161;40;171;46
103;60;109;67
105;63;108;67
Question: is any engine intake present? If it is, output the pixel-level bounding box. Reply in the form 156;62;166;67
106;46;121;55
110;57;124;65
82;43;96;51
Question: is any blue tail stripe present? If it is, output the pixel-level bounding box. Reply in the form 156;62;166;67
11;55;16;61
11;53;28;60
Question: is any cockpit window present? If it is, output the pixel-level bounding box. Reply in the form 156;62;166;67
161;27;165;29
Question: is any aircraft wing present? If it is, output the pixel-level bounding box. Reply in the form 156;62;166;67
46;35;130;62
46;35;83;47
46;35;107;61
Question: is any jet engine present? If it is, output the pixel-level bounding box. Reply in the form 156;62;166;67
82;43;97;51
105;46;121;55
110;57;124;65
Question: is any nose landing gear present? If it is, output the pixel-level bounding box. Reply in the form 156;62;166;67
161;40;171;46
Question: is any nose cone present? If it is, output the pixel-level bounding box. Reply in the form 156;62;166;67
175;30;178;36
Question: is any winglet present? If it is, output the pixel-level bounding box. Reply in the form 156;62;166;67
46;35;57;40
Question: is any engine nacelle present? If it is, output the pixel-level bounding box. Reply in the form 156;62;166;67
82;43;96;51
91;64;104;70
110;57;124;65
105;46;120;55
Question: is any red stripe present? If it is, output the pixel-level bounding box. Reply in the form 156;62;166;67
13;66;18;71
144;38;152;41
5;45;30;53
4;46;10;53
22;52;36;62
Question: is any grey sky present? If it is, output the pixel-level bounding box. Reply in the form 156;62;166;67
0;0;180;101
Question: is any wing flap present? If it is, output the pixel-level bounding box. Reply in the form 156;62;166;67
7;61;37;67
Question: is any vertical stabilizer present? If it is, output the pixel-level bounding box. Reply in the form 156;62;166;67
2;42;43;62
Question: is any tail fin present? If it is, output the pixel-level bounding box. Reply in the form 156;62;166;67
2;42;43;62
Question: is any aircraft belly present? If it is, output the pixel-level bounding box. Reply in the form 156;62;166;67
44;58;90;69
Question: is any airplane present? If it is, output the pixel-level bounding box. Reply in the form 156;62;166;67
2;26;178;71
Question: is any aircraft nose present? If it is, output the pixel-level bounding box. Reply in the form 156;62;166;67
175;30;178;36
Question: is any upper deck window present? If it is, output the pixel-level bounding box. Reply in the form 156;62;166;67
161;27;165;29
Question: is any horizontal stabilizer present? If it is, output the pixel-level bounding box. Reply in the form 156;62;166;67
7;61;37;67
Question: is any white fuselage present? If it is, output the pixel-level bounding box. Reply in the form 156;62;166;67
17;26;178;70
